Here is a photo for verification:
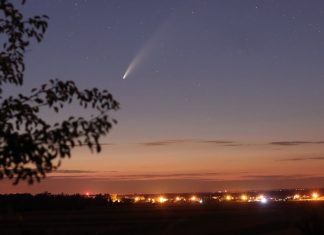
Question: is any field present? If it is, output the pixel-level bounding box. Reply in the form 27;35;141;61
0;202;323;235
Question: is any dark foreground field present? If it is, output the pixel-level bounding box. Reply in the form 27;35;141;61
1;202;324;235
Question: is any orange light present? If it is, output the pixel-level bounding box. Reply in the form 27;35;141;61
257;194;264;200
158;196;167;203
226;195;232;201
134;196;140;202
241;195;248;201
312;192;319;199
293;194;300;200
190;196;197;201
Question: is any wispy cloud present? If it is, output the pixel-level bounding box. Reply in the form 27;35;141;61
140;139;235;147
269;141;324;146
55;170;97;174
139;139;324;148
49;170;324;185
111;172;224;180
242;174;313;180
279;156;324;161
141;139;189;146
198;140;234;144
50;171;226;180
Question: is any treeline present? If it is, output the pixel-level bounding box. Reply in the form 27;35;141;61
0;193;111;212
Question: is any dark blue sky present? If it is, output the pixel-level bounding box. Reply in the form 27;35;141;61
2;0;324;193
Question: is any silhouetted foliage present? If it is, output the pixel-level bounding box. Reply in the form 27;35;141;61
0;0;119;184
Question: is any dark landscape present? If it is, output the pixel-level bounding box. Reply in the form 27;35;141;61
0;193;324;235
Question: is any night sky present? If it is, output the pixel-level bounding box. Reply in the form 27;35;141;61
1;0;324;194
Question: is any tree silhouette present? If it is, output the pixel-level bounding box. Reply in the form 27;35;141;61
0;0;119;184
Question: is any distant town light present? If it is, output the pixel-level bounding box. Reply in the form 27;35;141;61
241;195;248;201
85;192;90;196
158;196;168;203
312;192;319;199
134;196;140;202
258;195;268;204
293;194;300;200
226;195;232;201
190;196;197;201
261;197;268;204
110;194;119;203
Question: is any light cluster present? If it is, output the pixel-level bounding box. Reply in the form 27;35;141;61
105;191;323;205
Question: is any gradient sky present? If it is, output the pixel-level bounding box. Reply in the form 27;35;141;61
1;0;324;194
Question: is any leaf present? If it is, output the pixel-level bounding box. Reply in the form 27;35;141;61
96;145;101;153
34;98;43;104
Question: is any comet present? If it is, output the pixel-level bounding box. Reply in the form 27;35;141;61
122;8;178;80
122;38;154;80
